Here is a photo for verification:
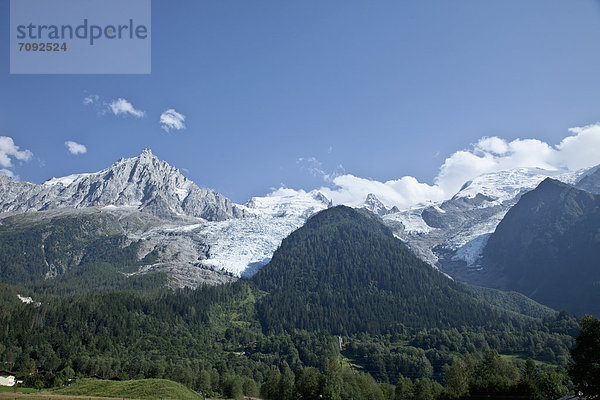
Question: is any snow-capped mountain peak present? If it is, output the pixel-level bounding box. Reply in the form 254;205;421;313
245;189;331;218
0;149;245;221
384;165;594;276
0;152;338;285
362;193;396;216
452;167;584;205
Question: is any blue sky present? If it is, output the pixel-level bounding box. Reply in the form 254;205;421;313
2;0;600;204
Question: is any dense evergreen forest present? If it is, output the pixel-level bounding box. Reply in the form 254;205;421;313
0;281;583;399
0;206;596;399
253;207;560;334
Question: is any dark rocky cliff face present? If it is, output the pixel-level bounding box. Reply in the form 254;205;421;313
479;178;600;315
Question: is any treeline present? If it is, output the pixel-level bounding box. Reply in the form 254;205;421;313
342;314;575;385
177;350;574;400
12;354;575;400
402;350;571;400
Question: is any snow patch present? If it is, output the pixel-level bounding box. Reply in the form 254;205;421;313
43;173;91;187
174;180;193;202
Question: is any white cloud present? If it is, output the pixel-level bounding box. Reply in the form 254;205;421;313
0;137;33;180
160;109;186;132
319;174;445;208
109;98;145;118
297;157;345;183
282;123;600;209
476;136;509;155
83;94;99;105
65;141;87;155
297;157;325;178
555;124;600;170
0;136;33;168
84;95;145;119
268;187;310;197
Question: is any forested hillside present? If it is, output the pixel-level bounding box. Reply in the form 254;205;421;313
0;206;584;399
0;211;158;286
253;206;558;334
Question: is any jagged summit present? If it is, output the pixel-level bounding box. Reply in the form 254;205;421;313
0;149;245;221
362;193;395;216
365;193;381;203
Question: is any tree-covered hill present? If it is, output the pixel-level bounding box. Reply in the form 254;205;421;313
252;206;558;335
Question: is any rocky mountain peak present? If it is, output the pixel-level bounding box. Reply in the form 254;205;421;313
0;149;245;221
363;193;391;216
365;193;380;203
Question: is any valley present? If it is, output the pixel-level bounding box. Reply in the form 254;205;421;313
0;150;598;399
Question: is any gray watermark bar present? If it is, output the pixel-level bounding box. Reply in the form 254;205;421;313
10;0;151;74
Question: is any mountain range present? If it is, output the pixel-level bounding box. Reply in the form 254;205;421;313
0;148;596;397
0;148;598;315
0;150;332;286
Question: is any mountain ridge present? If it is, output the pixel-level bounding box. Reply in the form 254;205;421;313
478;178;600;315
0;151;333;284
2;149;598;287
0;149;245;221
384;166;592;279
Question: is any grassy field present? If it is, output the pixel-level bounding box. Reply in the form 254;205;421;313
49;378;201;400
0;393;120;400
0;387;37;394
500;353;554;368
